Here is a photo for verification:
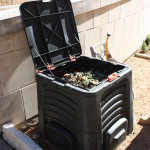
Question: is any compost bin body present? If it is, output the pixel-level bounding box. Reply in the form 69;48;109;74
37;56;133;150
19;0;133;149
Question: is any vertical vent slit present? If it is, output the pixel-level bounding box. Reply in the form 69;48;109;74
101;82;128;133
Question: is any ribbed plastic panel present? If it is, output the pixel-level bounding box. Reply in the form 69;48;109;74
36;65;133;150
43;90;77;135
101;79;128;133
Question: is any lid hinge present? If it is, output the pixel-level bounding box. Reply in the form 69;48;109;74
38;70;43;73
70;55;76;62
47;64;55;70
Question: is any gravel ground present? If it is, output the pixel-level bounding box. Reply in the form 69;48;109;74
116;56;150;150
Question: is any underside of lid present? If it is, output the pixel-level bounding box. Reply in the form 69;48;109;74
20;0;82;70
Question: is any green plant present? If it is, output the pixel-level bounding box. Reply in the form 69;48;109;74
142;41;148;53
146;35;150;45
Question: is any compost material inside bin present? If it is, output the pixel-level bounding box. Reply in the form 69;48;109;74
61;67;107;89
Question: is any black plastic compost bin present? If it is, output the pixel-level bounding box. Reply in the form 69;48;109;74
20;0;133;150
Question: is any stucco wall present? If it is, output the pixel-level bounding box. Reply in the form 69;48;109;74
0;0;150;128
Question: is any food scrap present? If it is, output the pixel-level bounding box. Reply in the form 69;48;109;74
61;69;106;89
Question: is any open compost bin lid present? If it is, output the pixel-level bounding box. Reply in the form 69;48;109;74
20;0;82;70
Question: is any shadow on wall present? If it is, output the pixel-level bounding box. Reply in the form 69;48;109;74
0;28;36;128
0;45;34;127
0;47;35;95
126;124;150;150
0;90;26;130
0;17;23;37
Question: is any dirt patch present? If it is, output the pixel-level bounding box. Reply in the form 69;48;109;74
116;56;150;150
19;124;59;150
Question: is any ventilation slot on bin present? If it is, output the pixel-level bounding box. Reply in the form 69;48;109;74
43;90;77;135
46;122;76;150
101;80;128;133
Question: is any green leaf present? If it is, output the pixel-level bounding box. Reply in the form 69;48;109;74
142;41;148;53
146;35;150;45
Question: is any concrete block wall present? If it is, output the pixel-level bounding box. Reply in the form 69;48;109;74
0;32;37;129
76;0;150;62
0;0;150;128
0;0;30;6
